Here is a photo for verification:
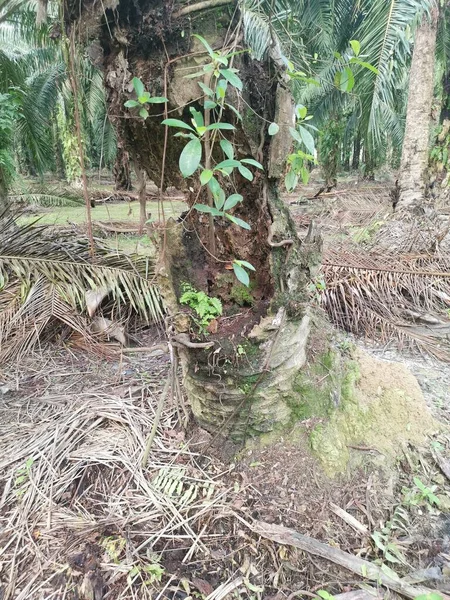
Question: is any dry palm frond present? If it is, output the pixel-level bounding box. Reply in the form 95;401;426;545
0;211;163;359
0;210;163;321
0;382;230;599
322;249;450;361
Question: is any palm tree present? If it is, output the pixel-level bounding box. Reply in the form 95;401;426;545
398;5;439;210
60;0;330;439
297;0;435;181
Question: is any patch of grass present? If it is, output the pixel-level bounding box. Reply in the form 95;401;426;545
19;199;187;227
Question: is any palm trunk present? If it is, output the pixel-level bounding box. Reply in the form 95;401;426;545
113;146;132;191
65;0;331;441
352;137;361;170
398;8;439;210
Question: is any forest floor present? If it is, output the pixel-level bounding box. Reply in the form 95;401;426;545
1;174;450;600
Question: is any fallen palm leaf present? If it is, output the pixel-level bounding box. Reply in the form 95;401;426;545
322;249;450;361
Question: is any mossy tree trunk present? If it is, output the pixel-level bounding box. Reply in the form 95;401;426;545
66;0;323;441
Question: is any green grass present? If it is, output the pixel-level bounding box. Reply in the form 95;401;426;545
20;199;187;227
19;199;187;258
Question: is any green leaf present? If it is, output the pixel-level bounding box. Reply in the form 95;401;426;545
200;169;213;185
226;214;251;230
162;119;196;132
190;107;205;128
147;96;168;104
236;260;255;271
139;108;149;119
216;79;227;99
268;122;279;135
285;169;298;192
350;40;361;56
220;68;243;91
220;139;234;160
350;57;379;75
341;67;355;92
299;125;315;155
124;100;139;108
296;104;307;119
238;164;253;181
214;187;226;210
223;194;243;211
132;77;145;98
179;138;202;177
193;204;222;216
205;122;235;131
215;159;241;170
204;100;217;110
334;51;342;60
300;166;309;184
184;70;206;79
138;92;151;103
289;127;302;145
214;54;228;66
241;158;263;170
198;81;214;97
208;176;222;196
233;262;250;286
317;592;335;600
192;34;215;58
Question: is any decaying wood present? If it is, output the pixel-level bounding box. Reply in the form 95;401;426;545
250;520;450;600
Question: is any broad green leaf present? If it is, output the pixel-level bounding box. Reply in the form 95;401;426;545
300;166;309;184
184;70;206;79
220;68;243;91
220;139;234;159
132;77;145;98
285;169;298;192
289;127;302;145
296;104;307;119
147;96;168;104
317;592;335;600
223;194;243;211
205;122;235;131
236;260;255;271
268;122;279;135
200;169;213;185
350;40;361;56
198;81;214;97
124;100;139;108
241;158;263;169
139;108;149;119
162;119;196;132
333;51;342;60
215;159;241;170
214;187;226;210
299;125;315;155
341;67;355;92
213;54;228;66
138;92;150;103
216;79;227;99
226;214;251;230
190;107;204;128
208;176;222;196
233;262;250;286
193;204;223;216
192;34;215;58
179;138;202;177
238;164;253;181
204;100;217;110
174;132;196;139
350;57;379;74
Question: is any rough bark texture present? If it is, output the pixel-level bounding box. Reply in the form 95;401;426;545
399;9;439;210
113;145;132;191
65;0;324;441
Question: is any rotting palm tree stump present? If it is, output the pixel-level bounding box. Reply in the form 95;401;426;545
65;0;335;441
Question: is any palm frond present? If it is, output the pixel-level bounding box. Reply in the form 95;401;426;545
0;211;164;323
322;248;450;361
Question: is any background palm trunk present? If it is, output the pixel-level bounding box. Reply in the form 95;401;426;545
398;8;439;210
